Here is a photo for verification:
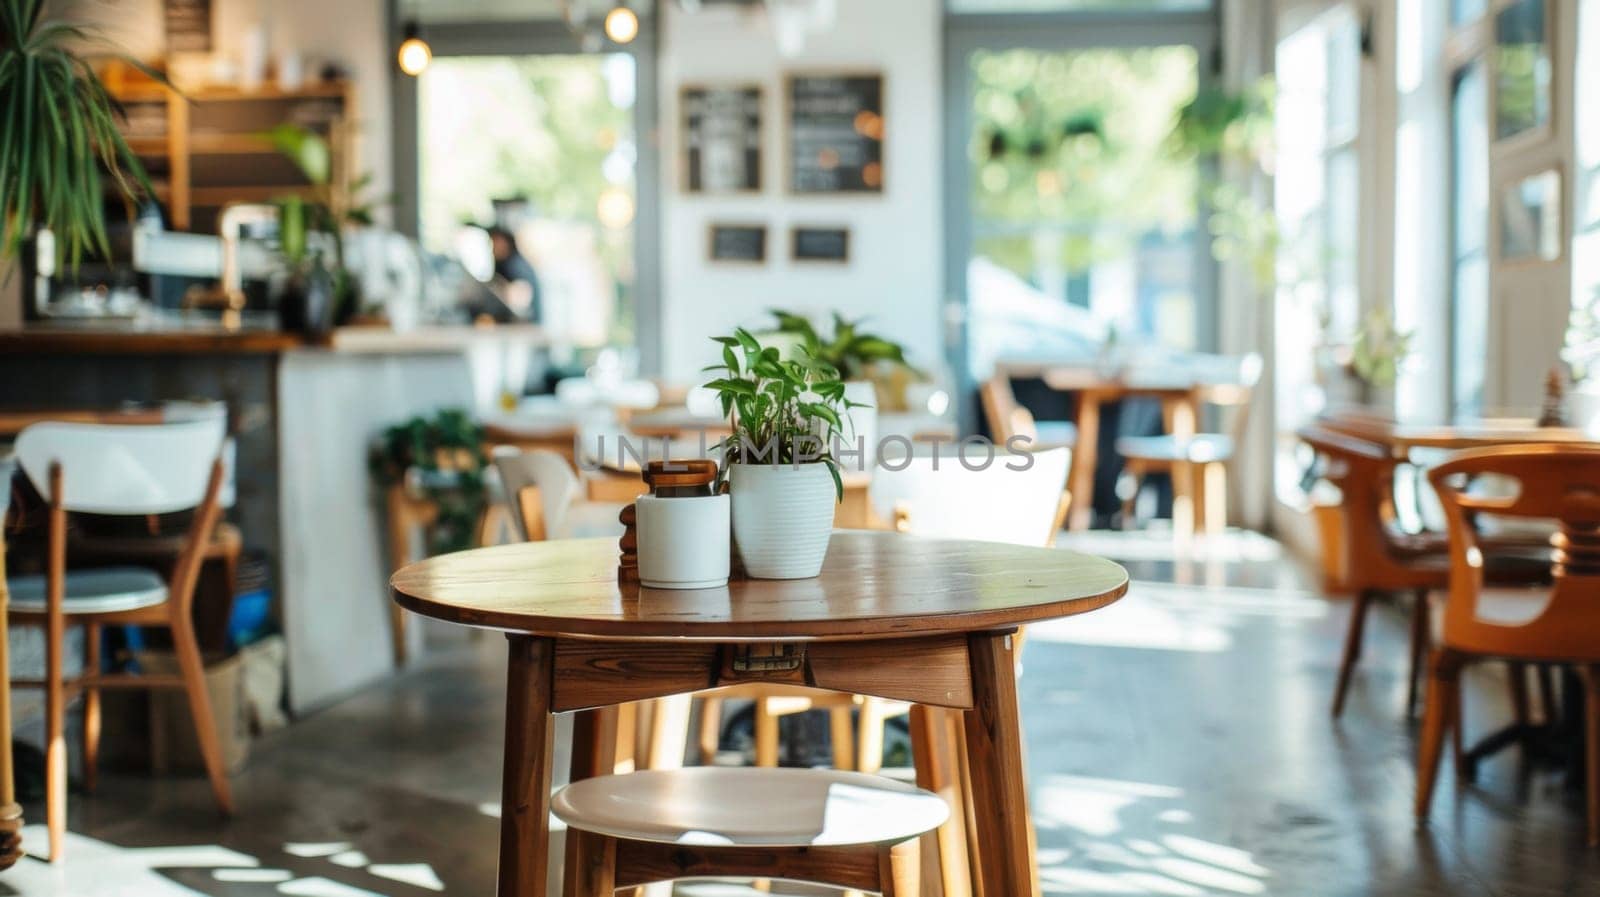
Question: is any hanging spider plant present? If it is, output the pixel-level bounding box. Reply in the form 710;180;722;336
0;0;156;271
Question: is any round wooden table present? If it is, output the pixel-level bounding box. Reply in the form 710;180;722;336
392;531;1129;897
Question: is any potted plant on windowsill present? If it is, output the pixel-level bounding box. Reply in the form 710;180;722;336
704;328;858;580
768;310;920;466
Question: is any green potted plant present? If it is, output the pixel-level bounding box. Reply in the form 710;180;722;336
1350;306;1412;408
704;327;858;579
0;1;155;289
767;310;919;466
369;409;488;555
263;123;382;335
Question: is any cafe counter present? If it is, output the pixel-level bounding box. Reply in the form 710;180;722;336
0;320;546;713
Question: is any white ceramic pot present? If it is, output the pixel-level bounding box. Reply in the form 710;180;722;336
729;462;836;579
842;380;878;473
1572;383;1600;436
636;494;731;589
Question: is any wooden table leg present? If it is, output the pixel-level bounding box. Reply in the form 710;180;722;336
962;631;1038;897
1066;393;1103;531
500;635;557;897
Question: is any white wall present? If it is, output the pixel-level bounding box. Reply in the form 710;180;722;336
78;0;392;214
656;0;943;381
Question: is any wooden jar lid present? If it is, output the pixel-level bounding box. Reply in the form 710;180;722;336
643;459;718;489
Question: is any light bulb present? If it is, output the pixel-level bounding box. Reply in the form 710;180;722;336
397;24;431;76
604;6;639;44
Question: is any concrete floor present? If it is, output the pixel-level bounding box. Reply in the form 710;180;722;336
5;530;1599;896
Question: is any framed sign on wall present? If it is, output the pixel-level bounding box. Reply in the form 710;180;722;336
791;226;850;264
708;224;768;264
682;85;763;193
787;73;884;194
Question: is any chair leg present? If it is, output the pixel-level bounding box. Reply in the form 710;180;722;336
1415;650;1461;821
879;839;921;897
44;619;67;862
82;623;102;794
754;699;779;767
644;695;691;771
829;704;855;771
171;621;233;814
1171;461;1196;544
1119;464;1142;531
1581;666;1600;848
570;829;617;897
1507;662;1531;727
1331;590;1373;718
1406;591;1429;719
1202;461;1227;536
857;698;886;775
697;696;723;763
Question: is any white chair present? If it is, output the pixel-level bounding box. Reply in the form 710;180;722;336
554;767;944;896
492;447;625;541
870;445;1074;548
6;419;232;862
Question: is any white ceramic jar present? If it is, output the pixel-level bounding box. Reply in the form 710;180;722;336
635;493;731;589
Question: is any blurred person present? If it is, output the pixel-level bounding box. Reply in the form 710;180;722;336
486;225;543;323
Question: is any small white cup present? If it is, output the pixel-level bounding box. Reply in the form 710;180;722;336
636;494;731;589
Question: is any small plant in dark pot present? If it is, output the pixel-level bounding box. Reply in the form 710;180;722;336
703;327;859;579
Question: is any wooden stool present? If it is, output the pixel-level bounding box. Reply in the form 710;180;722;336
553;766;946;896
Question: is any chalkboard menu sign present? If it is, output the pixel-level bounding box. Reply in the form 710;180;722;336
791;227;850;263
788;73;884;194
708;224;767;264
682;86;762;193
165;0;213;53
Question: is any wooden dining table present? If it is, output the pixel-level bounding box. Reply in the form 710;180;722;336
1317;410;1597;455
391;532;1129;897
998;361;1207;530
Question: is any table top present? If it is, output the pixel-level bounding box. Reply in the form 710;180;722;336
1317;412;1596;453
391;531;1128;641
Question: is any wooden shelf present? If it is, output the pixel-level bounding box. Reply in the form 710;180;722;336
104;80;352;233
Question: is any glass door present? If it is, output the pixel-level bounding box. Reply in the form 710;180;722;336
945;12;1219;429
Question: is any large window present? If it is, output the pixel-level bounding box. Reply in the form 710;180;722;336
418;54;638;347
1272;7;1362;508
1450;61;1490;416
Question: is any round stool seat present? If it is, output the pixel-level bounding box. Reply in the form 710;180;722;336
552;767;948;848
6;567;168;614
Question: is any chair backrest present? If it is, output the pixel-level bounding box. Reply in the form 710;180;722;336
869;446;1070;547
1428;444;1600;661
1296;424;1424;589
978;376;1039;443
14;418;226;515
1202;352;1263;444
493;447;580;541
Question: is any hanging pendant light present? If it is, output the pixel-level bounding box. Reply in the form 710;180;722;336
604;3;640;44
397;21;432;76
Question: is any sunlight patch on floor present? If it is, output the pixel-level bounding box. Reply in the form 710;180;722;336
1057;529;1285;564
9;827;258;896
1027;580;1328;653
1032;775;1271;896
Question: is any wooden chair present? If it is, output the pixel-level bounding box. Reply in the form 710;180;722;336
6;419;233;862
554;767;944;896
979;374;1077;450
1117;352;1263;537
1419;444;1600;846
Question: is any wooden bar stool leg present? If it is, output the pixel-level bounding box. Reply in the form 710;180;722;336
1331;590;1373;718
171;616;233;814
569;830;616;897
1170;461;1196;545
82;622;102;794
879;839;921;897
911;704;971;897
697;697;723;763
645;695;691;771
